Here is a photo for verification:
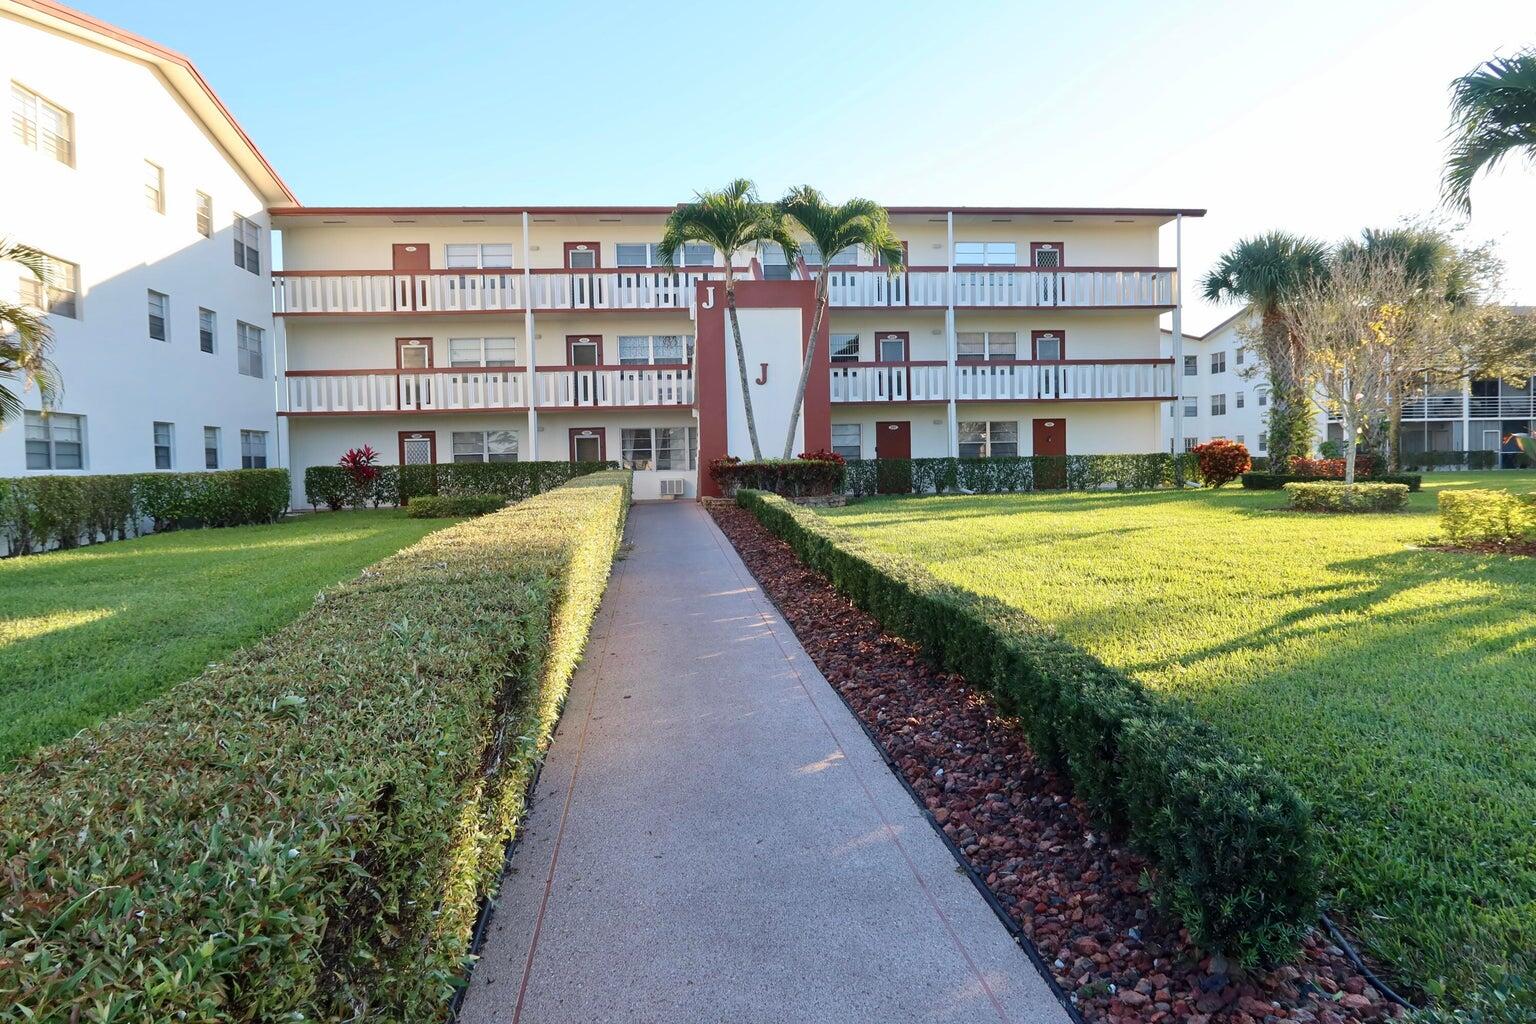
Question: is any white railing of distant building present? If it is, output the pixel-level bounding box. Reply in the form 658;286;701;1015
829;359;1175;403
286;368;528;414
534;365;695;408
1332;394;1536;421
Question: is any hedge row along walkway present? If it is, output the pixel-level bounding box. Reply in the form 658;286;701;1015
460;503;1067;1024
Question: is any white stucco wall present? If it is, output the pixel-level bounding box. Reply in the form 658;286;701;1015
0;12;278;477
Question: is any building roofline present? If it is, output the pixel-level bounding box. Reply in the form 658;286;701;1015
1161;308;1250;342
3;0;295;205
270;204;1208;219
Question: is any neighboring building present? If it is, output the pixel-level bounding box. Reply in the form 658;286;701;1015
1160;312;1327;459
0;0;292;477
274;207;1200;501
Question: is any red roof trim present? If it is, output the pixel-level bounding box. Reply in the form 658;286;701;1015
270;204;1207;219
8;0;295;204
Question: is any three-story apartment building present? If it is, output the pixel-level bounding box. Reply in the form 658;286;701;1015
1;0;291;477
274;206;1201;501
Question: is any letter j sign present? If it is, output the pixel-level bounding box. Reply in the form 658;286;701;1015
756;362;769;386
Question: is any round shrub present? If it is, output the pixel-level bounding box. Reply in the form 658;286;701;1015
1192;439;1251;488
1283;481;1409;513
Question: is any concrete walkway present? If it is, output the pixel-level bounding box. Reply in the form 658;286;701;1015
459;502;1068;1024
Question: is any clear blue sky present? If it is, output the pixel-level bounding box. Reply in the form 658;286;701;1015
80;0;1533;331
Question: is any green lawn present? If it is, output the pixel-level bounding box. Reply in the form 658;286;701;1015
823;472;1536;1003
0;510;452;766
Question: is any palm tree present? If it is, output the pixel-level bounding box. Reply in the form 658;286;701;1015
658;180;798;460
1443;48;1536;214
1202;232;1331;466
1;239;59;426
776;187;904;458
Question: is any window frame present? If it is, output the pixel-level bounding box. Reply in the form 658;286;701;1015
1210;351;1226;374
954;241;1018;267
236;321;264;378
1211;393;1227;416
198;307;216;353
12;82;73;165
445;243;516;269
152;421;175;470
617;334;693;366
619;426;696;471
24;410;84;470
957;331;1021;362
446;336;518;367
233;215;261;274
19;250;79;319
240;429;268;469
828;332;861;363
1183;355;1198;376
195;191;213;237
831;423;862;460
958;419;1019;458
451;429;518;464
203;426;220;469
144;160;164;214
147;290;169;342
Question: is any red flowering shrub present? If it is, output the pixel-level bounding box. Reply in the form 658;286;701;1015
1192;439;1251;488
337;445;382;508
796;449;847;466
1288;455;1376;479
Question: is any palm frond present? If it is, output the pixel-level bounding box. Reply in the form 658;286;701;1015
0;241;60;426
1200;231;1331;311
1442;48;1536;213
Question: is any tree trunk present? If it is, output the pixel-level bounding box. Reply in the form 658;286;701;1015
1344;414;1358;484
1387;383;1404;473
724;270;762;460
781;274;830;459
1261;309;1313;469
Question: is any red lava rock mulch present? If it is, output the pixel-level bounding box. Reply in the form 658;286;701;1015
709;502;1406;1024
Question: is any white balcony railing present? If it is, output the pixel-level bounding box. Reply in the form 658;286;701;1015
1332;394;1536;422
821;267;1175;308
285;369;528;414
275;266;1176;314
829;360;1175;403
274;269;730;315
534;366;695;409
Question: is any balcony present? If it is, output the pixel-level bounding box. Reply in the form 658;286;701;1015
273;268;731;316
283;365;693;414
822;267;1175;309
274;266;1176;315
829;359;1175;404
286;368;529;414
1332;394;1536;421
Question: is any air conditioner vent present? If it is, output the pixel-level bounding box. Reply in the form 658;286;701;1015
658;478;687;498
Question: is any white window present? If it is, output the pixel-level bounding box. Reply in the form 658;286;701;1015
618;335;692;365
153;421;174;469
1184;355;1198;376
616;242;713;267
1235;346;1246;366
1236;434;1245;446
144;160;164;213
448;337;518;366
203;426;220;469
1183;398;1199;417
829;333;860;363
1235;392;1245;409
452;429;518;463
957;332;1018;361
831;423;862;460
1258;432;1268;452
147;290;168;341
759;243;790;279
799;243;858;267
24;411;83;469
195;192;212;237
198;308;216;353
620;426;696;470
445;243;515;268
240;429;268;469
954;241;1017;266
1211;351;1226;374
1258;391;1269;408
237;321;264;378
958;420;1018;457
19;251;77;319
12;82;72;165
1183;437;1200;452
233;215;260;274
1211;393;1227;416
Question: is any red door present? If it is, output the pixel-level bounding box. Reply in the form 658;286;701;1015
875;420;912;494
569;427;606;463
392;243;430;271
1033;417;1067;489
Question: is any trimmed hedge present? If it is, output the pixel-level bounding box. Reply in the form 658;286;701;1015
304;460;615;510
406;493;506;518
1439;488;1536;544
709;454;846;497
0;470;632;1020
1242;471;1422;492
735;489;1318;966
0;469;289;555
1283;482;1410;513
841;453;1198;496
